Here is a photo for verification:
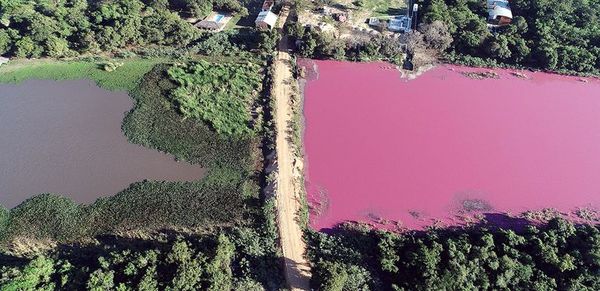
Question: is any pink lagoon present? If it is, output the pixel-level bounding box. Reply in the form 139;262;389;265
301;60;600;231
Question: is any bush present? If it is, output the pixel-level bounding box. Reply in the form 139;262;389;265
167;61;263;136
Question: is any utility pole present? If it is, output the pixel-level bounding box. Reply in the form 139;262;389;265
412;3;419;31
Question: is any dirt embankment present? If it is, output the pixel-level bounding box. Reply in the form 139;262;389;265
273;9;312;291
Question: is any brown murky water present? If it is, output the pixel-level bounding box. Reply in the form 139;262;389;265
0;79;206;208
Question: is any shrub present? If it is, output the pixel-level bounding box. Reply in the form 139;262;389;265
167;61;263;136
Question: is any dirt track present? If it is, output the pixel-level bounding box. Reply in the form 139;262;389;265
273;9;312;291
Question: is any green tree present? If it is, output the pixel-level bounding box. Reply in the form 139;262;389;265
207;234;235;290
87;269;115;291
45;36;71;57
0;30;11;54
14;36;41;58
0;256;56;291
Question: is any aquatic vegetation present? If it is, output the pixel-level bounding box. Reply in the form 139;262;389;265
167;61;263;136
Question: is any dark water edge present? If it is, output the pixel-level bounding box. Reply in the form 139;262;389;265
0;79;206;208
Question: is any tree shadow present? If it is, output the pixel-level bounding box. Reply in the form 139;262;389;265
322;212;536;236
479;212;531;231
283;256;312;290
385;8;406;15
0;253;29;267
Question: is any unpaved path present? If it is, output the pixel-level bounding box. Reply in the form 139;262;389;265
273;8;312;291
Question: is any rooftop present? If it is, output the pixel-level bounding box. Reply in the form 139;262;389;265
256;10;278;27
196;12;231;31
487;0;513;20
388;16;411;32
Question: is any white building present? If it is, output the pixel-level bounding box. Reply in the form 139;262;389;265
487;0;513;25
196;12;231;31
255;10;278;30
369;16;412;33
368;17;381;26
388;16;412;32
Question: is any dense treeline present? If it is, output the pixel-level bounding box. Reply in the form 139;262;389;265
0;216;283;289
308;219;600;290
419;0;600;75
286;0;599;74
0;0;250;58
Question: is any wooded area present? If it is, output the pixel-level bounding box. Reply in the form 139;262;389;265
308;218;600;290
0;0;249;58
286;0;600;74
0;224;283;290
420;0;600;75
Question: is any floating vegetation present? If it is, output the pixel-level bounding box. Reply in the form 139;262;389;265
522;208;561;222
574;207;599;221
461;199;493;212
409;210;423;220
461;71;500;80
510;71;529;79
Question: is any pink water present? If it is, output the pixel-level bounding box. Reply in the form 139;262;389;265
302;60;600;231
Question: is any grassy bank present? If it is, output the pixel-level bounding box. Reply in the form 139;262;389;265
123;63;258;169
0;58;164;91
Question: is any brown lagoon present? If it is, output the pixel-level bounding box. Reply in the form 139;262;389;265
0;79;206;208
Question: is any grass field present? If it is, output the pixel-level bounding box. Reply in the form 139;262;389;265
355;0;406;16
0;58;164;91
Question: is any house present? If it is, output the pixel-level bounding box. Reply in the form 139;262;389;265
369;16;411;33
368;17;381;26
0;57;8;67
388;16;412;32
196;12;231;31
255;10;278;30
487;0;512;25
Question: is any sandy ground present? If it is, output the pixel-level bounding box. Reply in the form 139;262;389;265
273;9;312;291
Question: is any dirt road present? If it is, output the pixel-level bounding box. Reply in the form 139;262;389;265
273;9;312;291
